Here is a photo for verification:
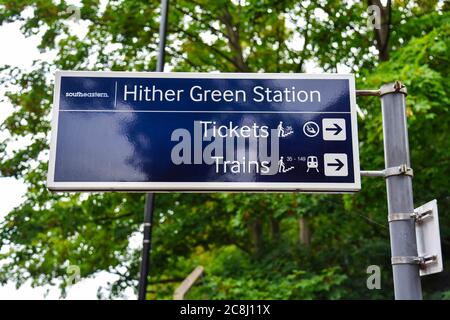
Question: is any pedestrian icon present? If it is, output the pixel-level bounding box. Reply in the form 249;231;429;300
324;153;348;176
277;121;294;137
278;156;295;173
303;121;320;137
306;156;319;173
322;118;346;141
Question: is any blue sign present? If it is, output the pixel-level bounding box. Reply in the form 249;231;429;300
47;71;360;192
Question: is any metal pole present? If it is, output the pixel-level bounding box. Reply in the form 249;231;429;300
138;0;169;300
138;193;155;300
156;0;169;73
380;81;422;300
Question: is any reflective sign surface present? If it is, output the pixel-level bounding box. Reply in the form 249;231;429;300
48;71;360;192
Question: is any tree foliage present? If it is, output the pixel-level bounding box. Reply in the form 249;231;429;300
0;0;449;299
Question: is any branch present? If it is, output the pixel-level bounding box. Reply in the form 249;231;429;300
220;5;249;72
183;0;228;25
148;277;184;285
91;212;135;224
165;48;200;69
288;11;312;72
224;236;251;255
173;4;229;40
174;27;239;69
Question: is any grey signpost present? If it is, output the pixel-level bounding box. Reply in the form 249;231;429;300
380;82;422;299
359;82;424;299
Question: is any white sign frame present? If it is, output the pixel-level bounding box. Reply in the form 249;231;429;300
47;71;361;193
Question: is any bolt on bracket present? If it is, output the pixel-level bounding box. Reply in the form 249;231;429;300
391;255;437;267
380;81;408;97
384;164;413;178
388;208;433;223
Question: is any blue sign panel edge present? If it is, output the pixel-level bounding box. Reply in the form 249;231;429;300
47;71;361;193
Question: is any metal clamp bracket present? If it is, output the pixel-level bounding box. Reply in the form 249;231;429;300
420;255;438;268
380;81;408;97
391;255;437;267
388;212;415;222
391;256;421;265
414;209;433;223
388;208;433;223
384;164;413;178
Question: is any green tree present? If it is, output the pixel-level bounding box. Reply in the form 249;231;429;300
0;0;448;299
